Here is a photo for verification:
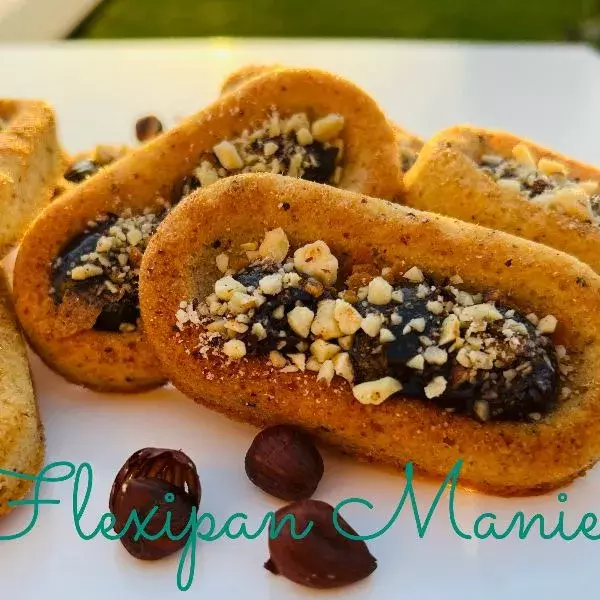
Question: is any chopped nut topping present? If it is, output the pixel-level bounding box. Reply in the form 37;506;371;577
293;240;338;285
259;228;290;263
352;377;403;405
403;266;424;283
424;376;447;399
176;230;564;424
367;276;393;305
287;306;315;338
334;299;363;335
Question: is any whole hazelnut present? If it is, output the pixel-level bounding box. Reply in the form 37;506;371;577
112;477;197;560
135;115;164;142
265;499;377;588
109;448;201;560
245;425;324;500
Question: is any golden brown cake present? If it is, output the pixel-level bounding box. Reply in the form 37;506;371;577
0;268;44;517
0;99;66;258
220;64;422;176
139;173;600;496
403;125;600;274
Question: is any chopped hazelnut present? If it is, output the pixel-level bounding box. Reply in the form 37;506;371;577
296;128;314;146
338;335;354;351
391;289;404;303
424;376;447;399
426;300;444;315
283;272;302;288
287;306;315;338
259;228;290;263
259;273;283;295
196;161;219;186
215;253;229;273
352;377;402;405
379;328;396;344
311;114;345;142
317;360;335;385
294;241;338;285
223;339;247;359
213;140;244;170
404;317;425;334
403;266;424;283
438;314;460;345
215;275;246;301
538;157;568;177
310;339;341;362
537;314;558;334
361;313;384;337
311;300;343;340
70;264;104;281
272;306;285;320
332;352;354;383
263;141;278;157
459;303;503;323
287;353;306;371
284;113;310;133
334;299;362;335
406;355;425;370
228;292;257;315
269;351;288;369
251;322;267;341
512;143;536;167
367;276;393;305
306;357;322;372
423;346;448;365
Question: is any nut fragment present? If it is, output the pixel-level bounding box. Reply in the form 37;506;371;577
367;276;393;305
294;241;338;285
311;300;343;340
334;299;362;335
403;266;424;283
424;376;447;399
223;339;247;359
259;228;290;263
287;306;315;338
214;275;246;300
352;377;402;405
213;140;244;170
311;114;345;142
537;314;558;334
265;499;377;589
310;339;341;362
245;425;324;501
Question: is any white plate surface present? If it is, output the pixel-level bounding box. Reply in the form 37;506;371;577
1;39;600;599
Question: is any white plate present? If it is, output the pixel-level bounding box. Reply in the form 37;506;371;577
1;40;600;599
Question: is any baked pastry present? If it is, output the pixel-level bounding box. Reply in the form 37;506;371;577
12;180;171;393
139;172;600;496
204;66;402;197
220;64;422;176
11;68;399;392
0;99;65;257
0;267;44;517
403;125;600;273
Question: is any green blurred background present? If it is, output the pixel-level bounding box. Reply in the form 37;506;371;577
73;0;600;43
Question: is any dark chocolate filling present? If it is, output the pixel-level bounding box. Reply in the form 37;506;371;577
349;284;558;421
51;211;167;332
171;137;340;203
225;266;559;423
